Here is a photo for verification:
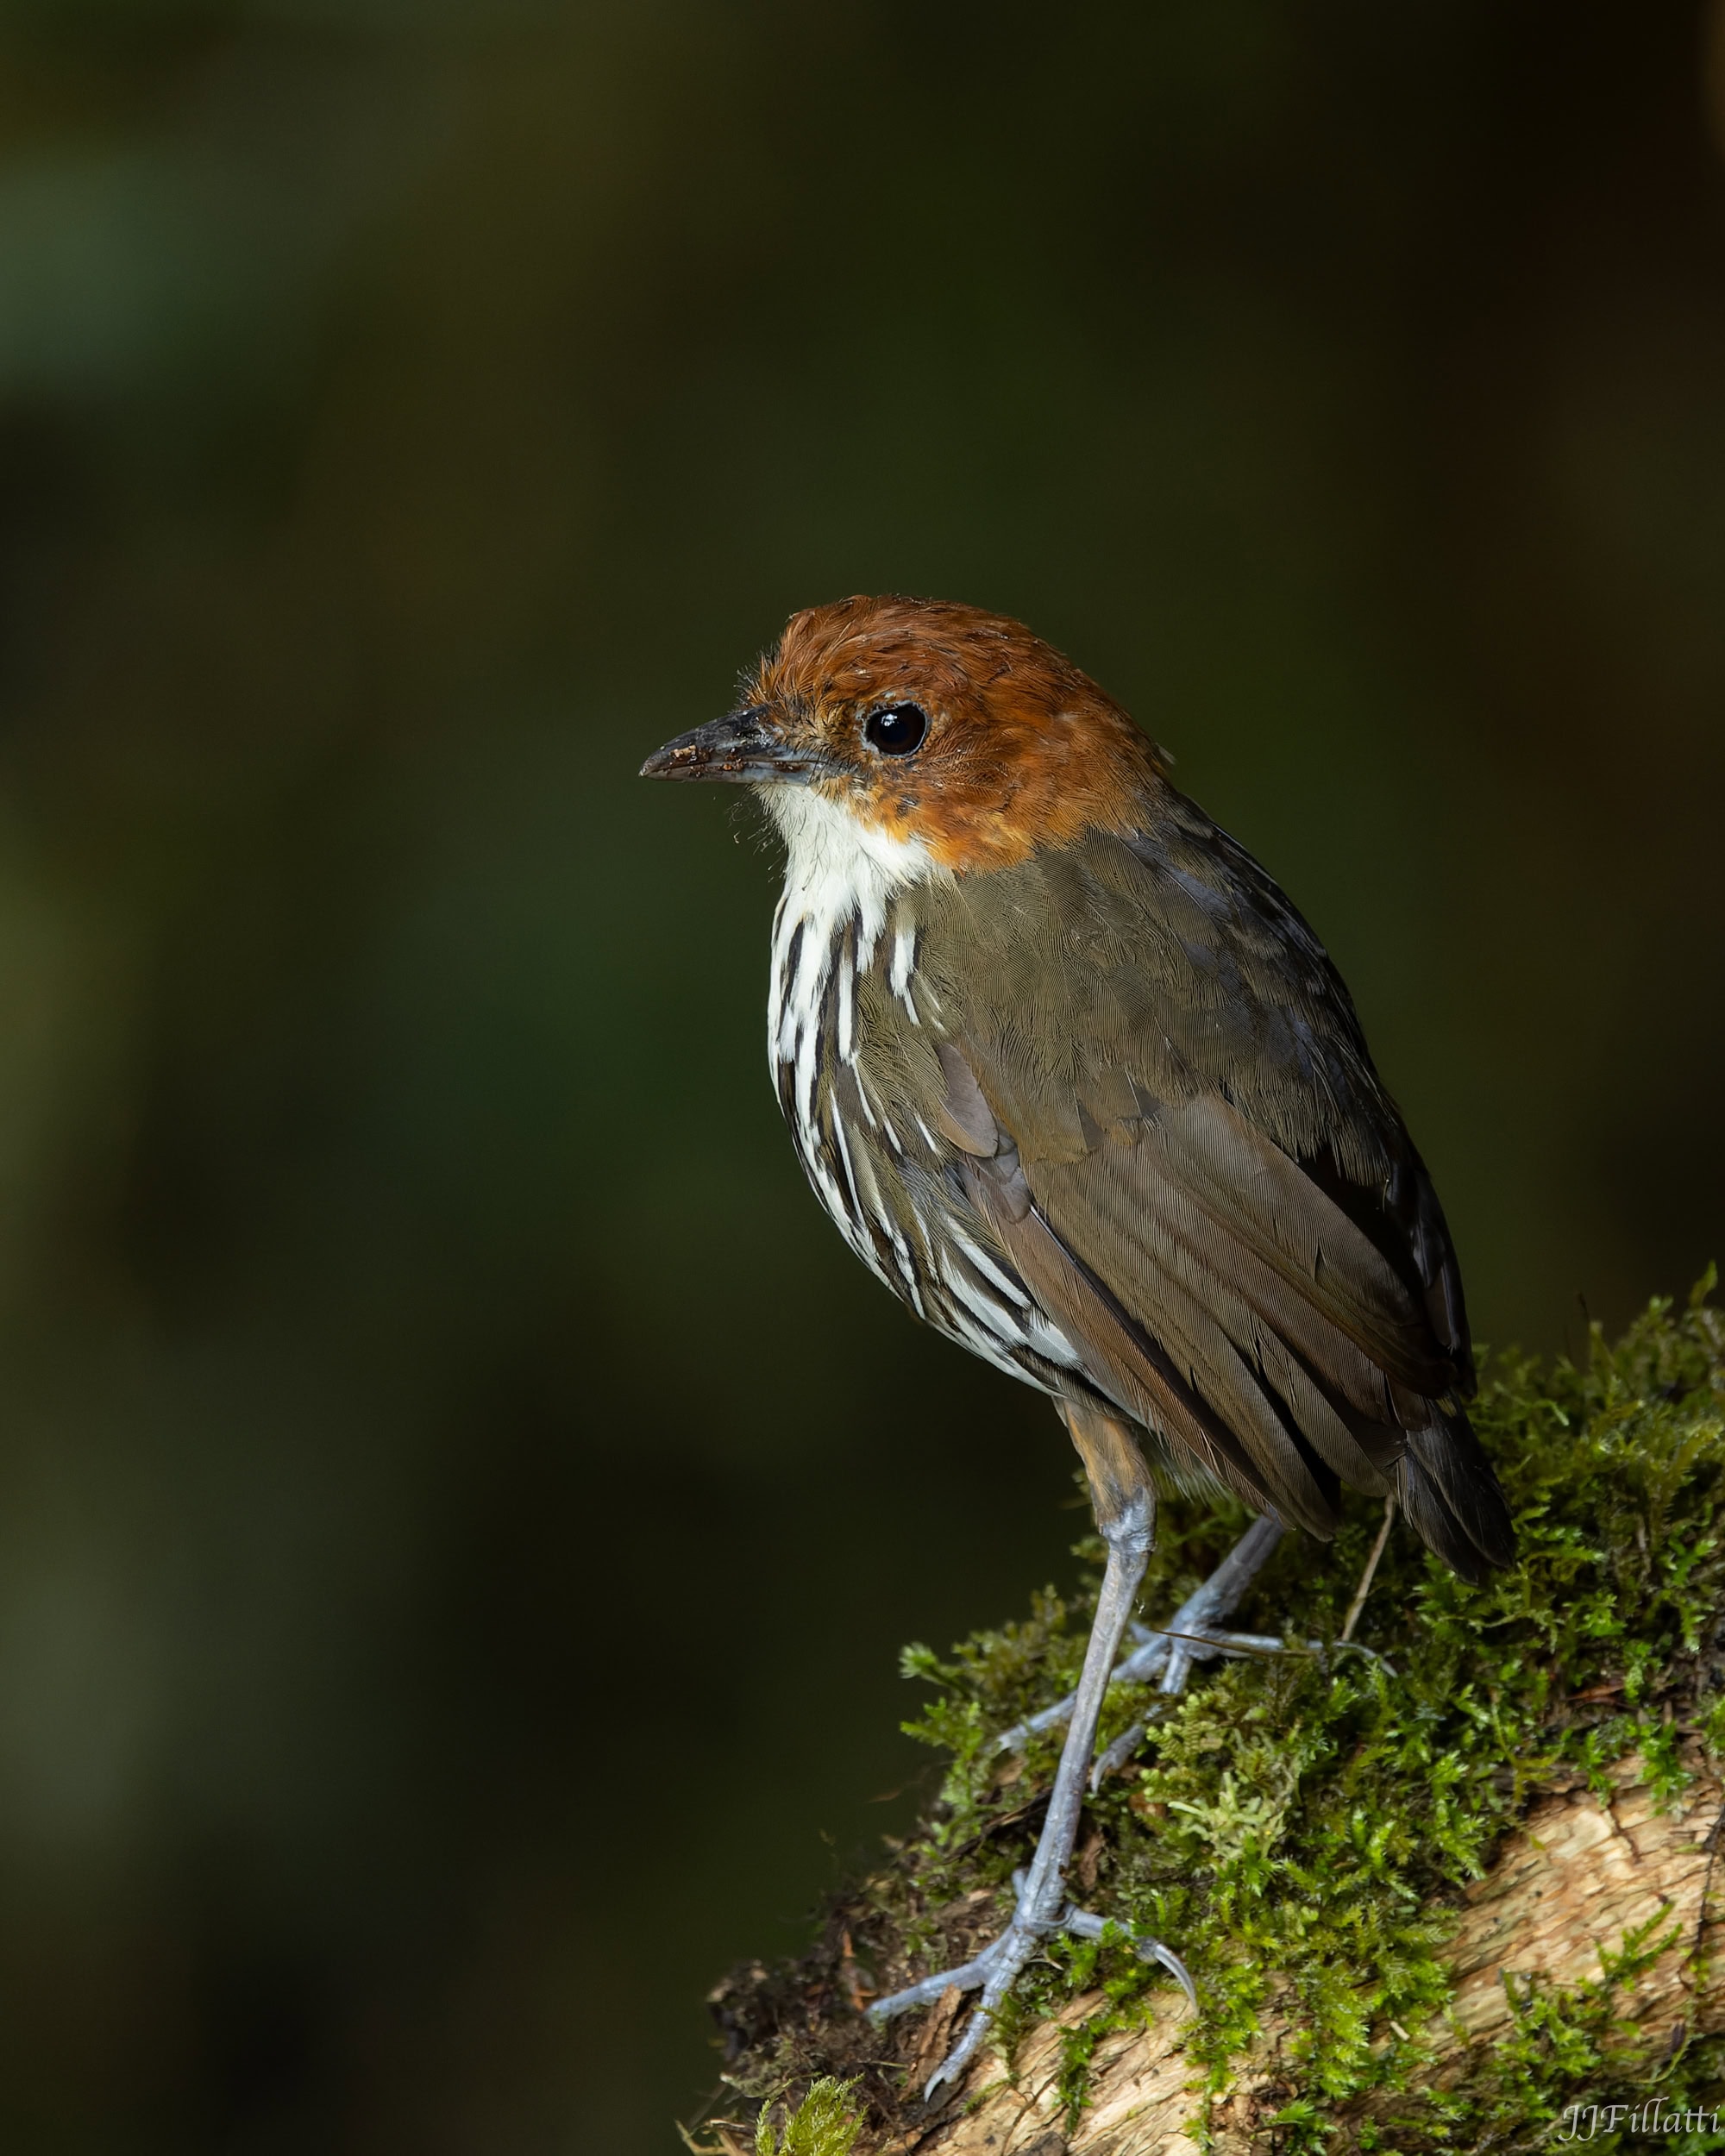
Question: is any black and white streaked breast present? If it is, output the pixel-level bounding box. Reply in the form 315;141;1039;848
762;790;1082;1394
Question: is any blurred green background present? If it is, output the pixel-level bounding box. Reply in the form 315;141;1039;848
0;1;1721;2147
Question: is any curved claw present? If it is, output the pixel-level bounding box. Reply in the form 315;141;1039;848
1090;1717;1150;1787
923;1996;994;2099
1057;1900;1197;2007
1137;1931;1198;2008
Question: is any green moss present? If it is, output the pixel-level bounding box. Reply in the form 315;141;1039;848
708;1279;1725;2147
754;2078;864;2156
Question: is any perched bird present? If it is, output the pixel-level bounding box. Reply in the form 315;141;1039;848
641;596;1514;2095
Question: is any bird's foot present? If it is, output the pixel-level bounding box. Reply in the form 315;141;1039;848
869;1871;1194;2102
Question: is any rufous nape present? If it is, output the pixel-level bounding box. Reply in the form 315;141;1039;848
641;596;1514;2098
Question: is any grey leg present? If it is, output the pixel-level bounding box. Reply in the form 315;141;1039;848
1086;1512;1396;1783
995;1513;1286;1758
870;1491;1179;2100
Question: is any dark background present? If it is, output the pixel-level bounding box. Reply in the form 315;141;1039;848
0;2;1721;2148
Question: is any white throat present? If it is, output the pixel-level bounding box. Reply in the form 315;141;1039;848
764;785;936;963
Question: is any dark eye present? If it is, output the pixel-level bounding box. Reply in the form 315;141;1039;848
863;703;927;756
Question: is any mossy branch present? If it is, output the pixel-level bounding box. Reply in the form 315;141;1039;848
693;1277;1725;2153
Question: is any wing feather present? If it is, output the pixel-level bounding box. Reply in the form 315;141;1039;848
897;812;1514;1576
959;1144;1330;1531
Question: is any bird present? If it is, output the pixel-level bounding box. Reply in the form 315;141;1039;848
640;594;1514;2097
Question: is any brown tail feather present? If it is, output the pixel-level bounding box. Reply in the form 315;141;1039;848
1396;1413;1515;1582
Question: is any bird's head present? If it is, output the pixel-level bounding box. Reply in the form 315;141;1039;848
640;595;1166;874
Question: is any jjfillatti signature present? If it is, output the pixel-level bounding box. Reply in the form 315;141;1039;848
1557;2099;1722;2140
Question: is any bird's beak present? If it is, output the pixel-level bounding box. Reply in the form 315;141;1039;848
638;705;820;786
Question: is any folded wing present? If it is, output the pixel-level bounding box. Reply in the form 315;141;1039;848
915;809;1513;1582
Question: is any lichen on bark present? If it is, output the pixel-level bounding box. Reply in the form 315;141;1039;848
691;1279;1725;2153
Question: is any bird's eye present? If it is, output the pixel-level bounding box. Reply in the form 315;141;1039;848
863;703;928;756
